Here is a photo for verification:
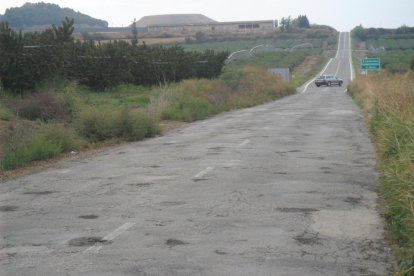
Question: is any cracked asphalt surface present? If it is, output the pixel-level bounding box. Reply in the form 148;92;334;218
0;32;395;275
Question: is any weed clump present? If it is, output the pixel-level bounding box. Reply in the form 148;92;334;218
75;107;159;142
15;89;70;121
0;103;14;121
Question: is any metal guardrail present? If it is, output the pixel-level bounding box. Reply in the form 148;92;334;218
226;43;314;63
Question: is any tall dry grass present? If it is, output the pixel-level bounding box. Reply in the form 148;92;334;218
349;72;414;275
351;73;414;119
158;66;294;122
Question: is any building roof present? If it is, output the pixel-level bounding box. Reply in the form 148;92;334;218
136;14;217;27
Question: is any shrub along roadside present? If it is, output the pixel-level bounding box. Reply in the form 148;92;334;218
75;107;159;142
1;123;85;170
348;73;414;275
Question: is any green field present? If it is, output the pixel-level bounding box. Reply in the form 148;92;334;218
180;34;336;87
365;38;414;72
182;37;335;53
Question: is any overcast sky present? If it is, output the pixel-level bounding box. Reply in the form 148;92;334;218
1;0;413;31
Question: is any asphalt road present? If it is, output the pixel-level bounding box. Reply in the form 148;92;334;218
0;32;394;275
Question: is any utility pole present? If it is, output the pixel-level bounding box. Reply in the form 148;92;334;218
131;18;138;46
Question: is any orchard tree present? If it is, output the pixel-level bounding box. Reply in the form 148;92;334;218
352;25;367;41
280;17;292;32
297;15;310;28
52;17;74;43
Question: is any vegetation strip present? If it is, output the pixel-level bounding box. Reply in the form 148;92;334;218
349;73;414;275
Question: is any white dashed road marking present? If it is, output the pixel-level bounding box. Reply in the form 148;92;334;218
239;139;251;146
84;222;136;253
193;167;215;180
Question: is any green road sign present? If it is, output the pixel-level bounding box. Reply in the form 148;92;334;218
361;58;381;70
362;58;380;64
361;64;381;70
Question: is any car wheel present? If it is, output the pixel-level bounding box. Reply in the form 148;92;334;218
328;82;331;87
316;84;320;87
339;82;342;87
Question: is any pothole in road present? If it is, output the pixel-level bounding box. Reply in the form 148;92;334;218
193;178;208;182
166;239;189;247
294;232;321;245
214;250;228;255
277;207;318;214
23;191;56;195
127;182;153;187
78;214;99;219
0;205;18;212
178;156;199;161
160;201;186;206
208;147;226;151
274;172;288;175
68;236;109;246
344;196;363;205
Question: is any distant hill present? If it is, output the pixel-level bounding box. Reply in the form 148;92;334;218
0;2;108;31
136;14;217;27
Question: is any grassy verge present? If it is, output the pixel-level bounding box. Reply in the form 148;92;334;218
2;123;85;170
160;66;294;122
0;65;294;171
348;73;414;275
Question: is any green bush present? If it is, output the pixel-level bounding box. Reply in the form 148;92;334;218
75;108;118;142
124;112;159;141
38;123;85;152
0;104;14;121
15;89;69;121
2;138;62;170
1;123;84;170
161;95;216;122
75;107;159;142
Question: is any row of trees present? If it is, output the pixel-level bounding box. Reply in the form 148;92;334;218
352;25;414;41
0;18;228;92
280;15;310;32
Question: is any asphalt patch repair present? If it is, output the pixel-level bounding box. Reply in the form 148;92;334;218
0;205;18;212
78;214;99;219
166;239;189;247
68;237;110;247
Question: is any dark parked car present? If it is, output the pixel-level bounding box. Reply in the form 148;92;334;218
315;74;343;87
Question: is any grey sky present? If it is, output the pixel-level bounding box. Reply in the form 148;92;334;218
1;0;412;31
